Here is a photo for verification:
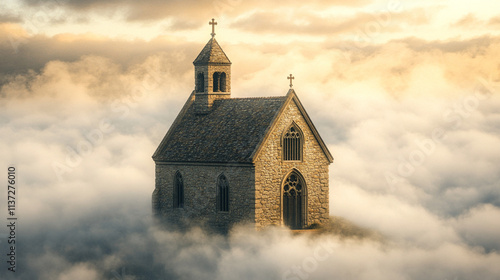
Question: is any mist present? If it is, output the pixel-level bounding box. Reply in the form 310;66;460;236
1;10;500;279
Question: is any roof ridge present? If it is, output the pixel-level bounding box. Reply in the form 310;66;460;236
206;38;215;60
223;96;286;100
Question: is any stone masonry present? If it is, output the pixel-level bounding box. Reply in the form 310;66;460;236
153;163;255;231
253;98;330;228
152;28;333;232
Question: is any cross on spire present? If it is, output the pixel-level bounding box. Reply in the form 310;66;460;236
287;74;295;88
209;18;217;38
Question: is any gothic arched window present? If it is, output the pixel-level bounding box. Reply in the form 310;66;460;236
220;72;226;92
196;72;204;92
283;171;306;229
283;123;302;161
217;174;229;212
173;171;184;208
213;72;220;92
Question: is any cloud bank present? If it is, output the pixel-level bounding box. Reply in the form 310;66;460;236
1;1;500;278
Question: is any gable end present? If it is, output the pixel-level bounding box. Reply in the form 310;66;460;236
251;89;333;163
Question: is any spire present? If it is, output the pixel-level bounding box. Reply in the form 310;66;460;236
192;19;231;114
193;18;230;66
192;38;231;66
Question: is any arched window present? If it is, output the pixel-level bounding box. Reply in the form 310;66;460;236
283;171;306;229
217;174;229;212
213;72;220;92
220;72;226;92
173;171;184;208
283;123;302;161
196;72;204;92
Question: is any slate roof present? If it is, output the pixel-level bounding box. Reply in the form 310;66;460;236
193;38;231;65
153;96;287;163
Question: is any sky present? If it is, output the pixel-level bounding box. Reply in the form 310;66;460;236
1;0;500;279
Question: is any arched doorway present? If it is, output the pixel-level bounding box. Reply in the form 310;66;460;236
283;171;306;229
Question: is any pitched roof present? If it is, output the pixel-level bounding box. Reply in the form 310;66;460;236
193;38;231;65
153;90;334;164
153;95;286;163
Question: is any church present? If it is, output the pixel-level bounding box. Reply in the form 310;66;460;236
152;19;333;231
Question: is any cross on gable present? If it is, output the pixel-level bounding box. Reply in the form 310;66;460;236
209;18;217;38
287;74;295;88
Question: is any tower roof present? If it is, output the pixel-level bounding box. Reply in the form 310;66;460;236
193;38;231;66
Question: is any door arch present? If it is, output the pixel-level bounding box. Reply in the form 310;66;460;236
282;170;307;229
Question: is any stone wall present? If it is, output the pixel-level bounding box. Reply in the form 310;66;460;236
153;163;255;231
153;95;331;231
254;98;330;228
194;92;230;114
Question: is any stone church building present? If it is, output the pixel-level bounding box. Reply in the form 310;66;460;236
152;21;333;231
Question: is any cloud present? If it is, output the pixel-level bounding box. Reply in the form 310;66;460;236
454;13;500;29
168;18;203;31
9;216;500;279
2;8;500;278
489;15;500;25
18;0;372;22
0;13;22;23
453;204;500;252
0;23;198;85
231;7;431;36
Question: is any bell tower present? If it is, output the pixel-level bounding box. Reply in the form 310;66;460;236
193;18;231;114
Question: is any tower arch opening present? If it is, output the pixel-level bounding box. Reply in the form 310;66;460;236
213;72;220;92
196;72;204;92
220;72;226;92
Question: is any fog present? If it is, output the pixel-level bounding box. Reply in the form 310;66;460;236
1;13;500;279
